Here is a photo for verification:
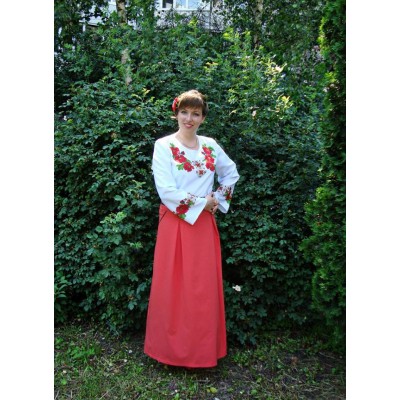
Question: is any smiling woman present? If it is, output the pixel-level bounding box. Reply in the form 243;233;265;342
144;90;240;368
175;109;205;147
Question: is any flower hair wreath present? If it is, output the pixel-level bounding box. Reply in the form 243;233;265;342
171;97;179;112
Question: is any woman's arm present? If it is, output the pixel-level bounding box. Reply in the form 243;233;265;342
152;139;207;224
213;140;240;213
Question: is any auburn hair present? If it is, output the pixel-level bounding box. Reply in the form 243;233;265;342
173;90;209;116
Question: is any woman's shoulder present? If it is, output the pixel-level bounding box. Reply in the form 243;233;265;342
198;135;218;147
155;133;175;146
199;136;225;154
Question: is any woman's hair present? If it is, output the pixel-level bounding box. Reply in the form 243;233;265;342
173;90;209;116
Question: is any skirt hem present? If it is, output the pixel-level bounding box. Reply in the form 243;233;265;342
144;350;227;369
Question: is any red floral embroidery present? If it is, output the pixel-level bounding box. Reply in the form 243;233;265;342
170;144;190;170
217;185;233;203
202;146;212;155
183;162;194;172
171;146;179;155
169;143;216;177
206;161;215;171
170;145;187;163
175;194;197;219
176;203;189;215
202;145;216;171
192;161;206;176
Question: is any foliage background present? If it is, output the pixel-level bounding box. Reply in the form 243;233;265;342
55;0;345;351
300;0;345;351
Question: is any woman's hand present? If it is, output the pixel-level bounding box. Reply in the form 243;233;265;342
204;193;219;215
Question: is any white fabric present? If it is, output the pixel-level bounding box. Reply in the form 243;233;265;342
152;133;240;225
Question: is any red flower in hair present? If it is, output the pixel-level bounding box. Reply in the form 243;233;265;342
172;97;179;112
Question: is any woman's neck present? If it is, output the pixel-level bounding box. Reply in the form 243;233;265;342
176;131;199;149
176;129;197;139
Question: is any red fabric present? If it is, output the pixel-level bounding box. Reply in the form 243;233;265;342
144;204;227;368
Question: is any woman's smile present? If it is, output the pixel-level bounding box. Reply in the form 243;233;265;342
177;107;205;132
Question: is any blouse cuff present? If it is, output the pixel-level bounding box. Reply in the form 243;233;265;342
172;195;207;225
215;184;235;214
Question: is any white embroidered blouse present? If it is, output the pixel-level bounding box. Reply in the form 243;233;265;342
152;133;240;225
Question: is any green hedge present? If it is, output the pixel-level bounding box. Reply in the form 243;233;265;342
55;20;322;343
301;0;346;352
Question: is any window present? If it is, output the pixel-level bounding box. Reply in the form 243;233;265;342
162;0;173;8
161;0;209;10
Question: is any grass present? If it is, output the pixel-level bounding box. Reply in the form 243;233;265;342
54;321;345;399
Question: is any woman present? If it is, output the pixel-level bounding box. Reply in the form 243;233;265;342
144;90;239;368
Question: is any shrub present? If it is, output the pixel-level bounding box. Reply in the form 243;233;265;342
54;270;72;324
55;78;165;331
55;19;322;343
205;31;322;343
300;0;346;352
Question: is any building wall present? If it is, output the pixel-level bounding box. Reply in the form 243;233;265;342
83;0;224;31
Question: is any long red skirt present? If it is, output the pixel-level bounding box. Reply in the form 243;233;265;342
144;204;227;368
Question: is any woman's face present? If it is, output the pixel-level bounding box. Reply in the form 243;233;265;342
176;107;205;133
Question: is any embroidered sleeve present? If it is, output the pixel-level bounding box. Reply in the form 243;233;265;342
174;193;198;220
213;140;240;213
152;140;207;225
216;185;233;204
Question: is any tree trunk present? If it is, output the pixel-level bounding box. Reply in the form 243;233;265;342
116;0;128;24
252;0;263;47
116;0;131;85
